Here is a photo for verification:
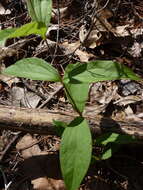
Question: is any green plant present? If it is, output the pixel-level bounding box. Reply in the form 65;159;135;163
0;1;141;190
95;133;138;160
0;0;52;43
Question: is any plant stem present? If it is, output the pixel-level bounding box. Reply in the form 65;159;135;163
62;82;82;117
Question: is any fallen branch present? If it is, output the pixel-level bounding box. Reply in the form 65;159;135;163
0;105;143;139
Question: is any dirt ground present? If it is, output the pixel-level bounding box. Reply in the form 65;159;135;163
0;0;143;189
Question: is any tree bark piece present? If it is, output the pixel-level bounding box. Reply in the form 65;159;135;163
0;105;75;134
0;105;143;139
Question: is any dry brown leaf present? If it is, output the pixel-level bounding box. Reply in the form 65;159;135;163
114;95;142;106
0;47;17;59
52;7;68;22
129;41;143;58
32;177;65;190
0;63;20;87
75;49;94;62
79;25;102;48
62;41;94;62
35;39;58;56
11;85;41;108
124;105;134;116
46;25;59;38
115;25;130;37
16;135;64;190
62;41;80;53
79;9;114;48
126;113;143;122
84;82;119;116
0;3;11;15
32;177;50;190
16;134;43;158
123;105;143;122
115;25;143;37
18;154;63;190
0;73;19;87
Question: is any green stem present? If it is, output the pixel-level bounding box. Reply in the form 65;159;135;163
52;63;82;117
62;82;82;117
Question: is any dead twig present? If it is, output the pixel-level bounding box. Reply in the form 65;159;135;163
0;105;143;139
51;0;60;65
38;85;63;108
0;132;22;162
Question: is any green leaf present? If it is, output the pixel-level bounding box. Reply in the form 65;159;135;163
26;0;52;25
101;143;121;160
3;57;61;82
0;28;16;46
8;21;47;39
96;133;137;146
63;63;89;113
101;148;112;160
64;61;140;84
64;83;89;114
53;120;67;136
95;133;138;160
60;117;92;190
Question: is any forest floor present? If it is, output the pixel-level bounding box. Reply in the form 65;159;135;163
0;0;143;189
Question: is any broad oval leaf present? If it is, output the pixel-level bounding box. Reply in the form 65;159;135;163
26;0;52;26
60;117;92;190
64;61;140;84
64;83;89;114
3;57;61;82
9;21;47;39
63;63;89;113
